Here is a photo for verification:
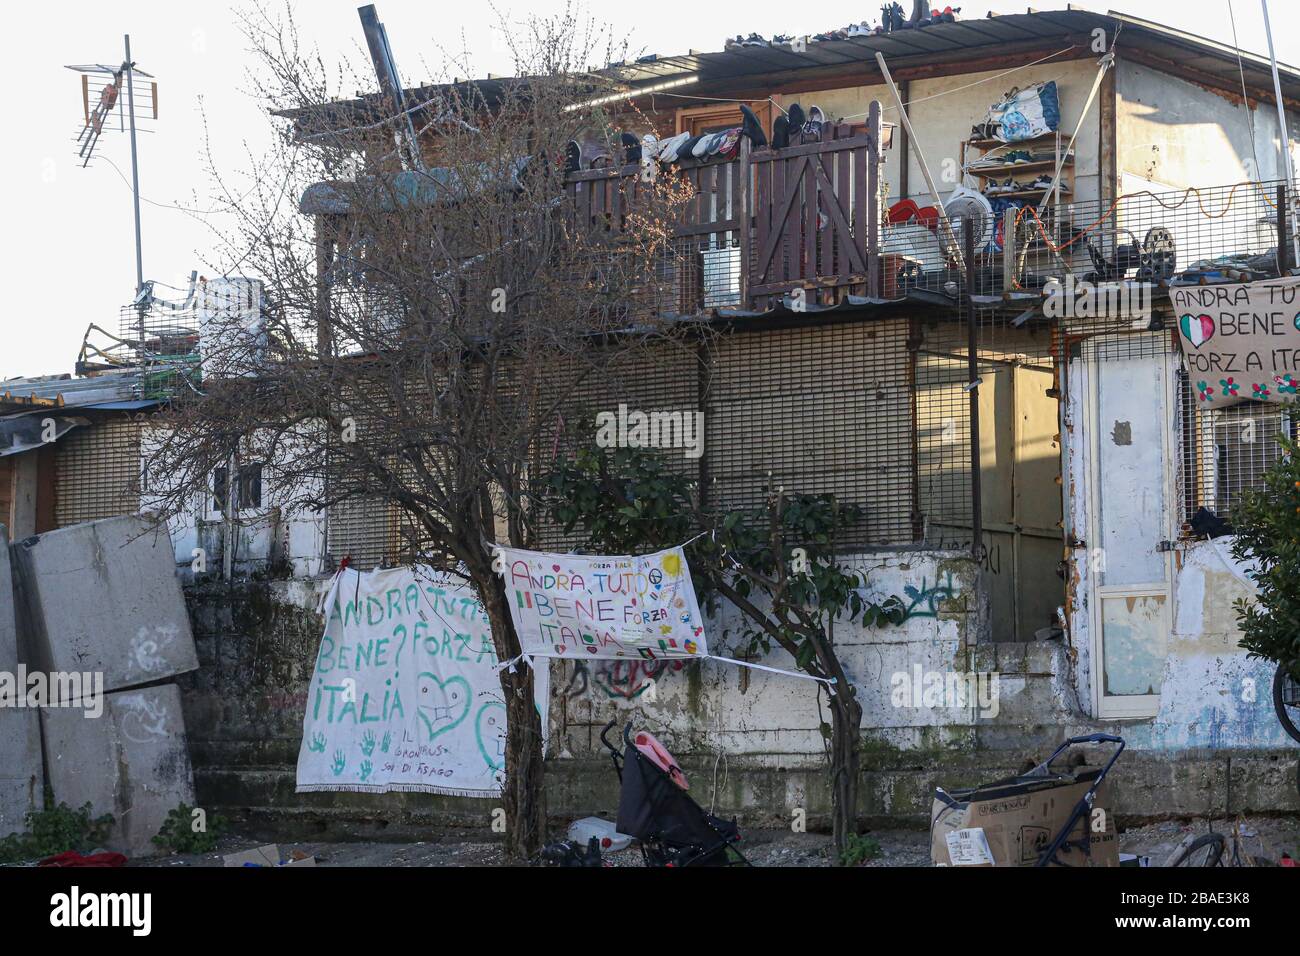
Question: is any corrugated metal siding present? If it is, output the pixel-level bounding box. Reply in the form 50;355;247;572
706;320;915;548
326;494;400;569
54;418;142;527
329;319;924;561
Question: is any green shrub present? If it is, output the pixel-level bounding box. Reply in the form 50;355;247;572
0;800;115;864
151;804;228;855
839;832;882;866
1232;433;1300;675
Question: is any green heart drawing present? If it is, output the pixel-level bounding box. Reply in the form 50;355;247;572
416;673;471;741
475;701;507;771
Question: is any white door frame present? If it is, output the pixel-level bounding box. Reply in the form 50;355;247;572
1082;336;1177;719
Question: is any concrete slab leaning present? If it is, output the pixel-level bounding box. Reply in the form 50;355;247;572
40;683;195;857
0;523;17;674
12;514;198;692
0;709;43;838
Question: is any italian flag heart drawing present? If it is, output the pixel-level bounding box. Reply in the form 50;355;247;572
1179;313;1215;347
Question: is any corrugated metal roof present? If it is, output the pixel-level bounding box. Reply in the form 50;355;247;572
331;8;1300;118
0;371;143;417
595;9;1300;99
600;10;1108;87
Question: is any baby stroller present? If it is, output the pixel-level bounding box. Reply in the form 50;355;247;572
601;720;750;867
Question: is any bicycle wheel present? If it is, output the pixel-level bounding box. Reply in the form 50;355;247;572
1170;833;1226;867
1274;664;1300;745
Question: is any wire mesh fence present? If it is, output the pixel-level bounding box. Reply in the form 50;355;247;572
892;178;1290;301
320;170;1300;568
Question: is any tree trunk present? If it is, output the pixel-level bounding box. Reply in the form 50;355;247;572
829;686;863;864
500;664;546;858
478;568;546;859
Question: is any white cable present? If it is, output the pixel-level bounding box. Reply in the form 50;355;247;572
96;153;263;216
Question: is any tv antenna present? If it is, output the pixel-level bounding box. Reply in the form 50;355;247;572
66;35;158;341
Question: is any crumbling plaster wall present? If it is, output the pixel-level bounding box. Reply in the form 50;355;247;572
182;551;1077;817
1064;349;1296;752
182;543;1298;826
551;550;992;767
140;424;326;581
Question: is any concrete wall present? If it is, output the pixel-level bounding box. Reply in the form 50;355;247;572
1064;344;1300;755
180;555;1297;832
552;551;985;767
0;523;16;673
1116;59;1300;190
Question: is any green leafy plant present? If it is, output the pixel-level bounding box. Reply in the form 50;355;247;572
840;832;882;866
1232;432;1300;676
536;442;906;863
151;803;228;855
0;800;115;864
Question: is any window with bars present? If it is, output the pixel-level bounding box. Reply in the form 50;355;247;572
1179;368;1295;524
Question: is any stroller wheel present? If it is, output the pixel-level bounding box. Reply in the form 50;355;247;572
1169;832;1226;867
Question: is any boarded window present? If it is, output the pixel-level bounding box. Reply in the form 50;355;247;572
54;417;142;527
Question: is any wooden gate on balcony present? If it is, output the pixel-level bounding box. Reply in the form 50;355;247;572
560;104;884;314
749;114;882;311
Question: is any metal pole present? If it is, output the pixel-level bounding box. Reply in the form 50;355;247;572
124;35;144;294
1261;0;1299;268
875;52;963;270
964;217;983;563
358;4;424;172
1279;183;1291;273
124;34;147;357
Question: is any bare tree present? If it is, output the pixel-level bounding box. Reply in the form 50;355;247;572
146;1;693;857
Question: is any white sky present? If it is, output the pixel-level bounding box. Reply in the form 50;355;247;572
2;0;1298;378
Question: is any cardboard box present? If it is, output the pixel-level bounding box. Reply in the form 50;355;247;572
223;844;316;867
931;770;1119;867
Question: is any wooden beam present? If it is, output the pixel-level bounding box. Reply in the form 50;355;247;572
1099;58;1117;215
10;453;37;539
35;445;56;534
315;215;336;357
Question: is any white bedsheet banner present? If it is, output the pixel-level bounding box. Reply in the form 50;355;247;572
496;545;708;661
296;566;546;797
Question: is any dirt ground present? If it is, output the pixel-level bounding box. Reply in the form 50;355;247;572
130;814;1300;867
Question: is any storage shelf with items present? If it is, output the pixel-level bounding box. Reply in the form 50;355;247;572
960;130;1074;206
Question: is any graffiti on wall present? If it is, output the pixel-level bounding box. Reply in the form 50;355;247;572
562;658;686;700
898;572;960;620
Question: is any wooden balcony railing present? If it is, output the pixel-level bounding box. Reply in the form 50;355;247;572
562;103;886;315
